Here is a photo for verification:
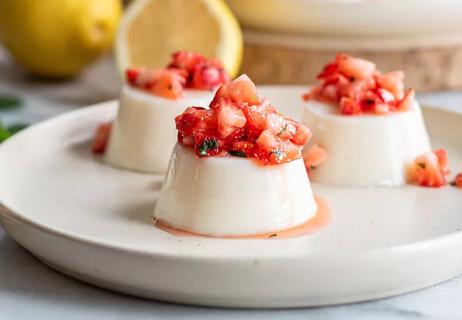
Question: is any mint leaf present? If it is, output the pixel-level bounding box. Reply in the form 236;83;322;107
0;95;22;109
198;138;219;156
229;150;247;158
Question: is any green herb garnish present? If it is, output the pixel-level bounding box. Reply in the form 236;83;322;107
268;149;283;159
198;138;219;156
229;150;247;158
310;165;316;171
0;95;22;110
277;123;288;137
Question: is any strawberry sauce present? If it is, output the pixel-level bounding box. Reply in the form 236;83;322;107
153;196;330;239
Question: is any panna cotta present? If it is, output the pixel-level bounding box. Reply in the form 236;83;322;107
104;85;210;173
303;54;431;187
154;75;318;237
101;51;230;173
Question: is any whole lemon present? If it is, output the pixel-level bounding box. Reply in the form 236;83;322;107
0;0;122;78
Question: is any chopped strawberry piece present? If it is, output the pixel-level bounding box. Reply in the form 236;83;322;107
412;149;449;188
303;144;327;174
217;101;247;138
92;122;112;154
339;97;361;115
226;74;260;105
452;173;462;188
176;76;311;164
256;129;279;150
434;149;450;175
191;59;230;91
336;54;376;80
397;89;415;111
169;51;205;72
376;71;405;99
304;54;413;115
126;51;229;99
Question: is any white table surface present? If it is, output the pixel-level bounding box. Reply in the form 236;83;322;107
1;49;462;320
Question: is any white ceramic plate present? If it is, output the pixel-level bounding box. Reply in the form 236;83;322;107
226;0;462;37
0;87;461;308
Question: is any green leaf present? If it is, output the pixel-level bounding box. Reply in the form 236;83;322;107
0;95;22;110
229;150;247;158
198;138;219;156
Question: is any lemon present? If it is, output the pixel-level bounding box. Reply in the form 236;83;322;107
116;0;243;78
0;0;122;78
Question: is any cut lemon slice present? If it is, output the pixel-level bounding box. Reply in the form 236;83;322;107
115;0;243;78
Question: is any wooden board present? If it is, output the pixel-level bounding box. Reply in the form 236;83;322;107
241;31;462;91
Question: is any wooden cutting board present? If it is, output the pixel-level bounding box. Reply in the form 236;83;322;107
240;30;462;91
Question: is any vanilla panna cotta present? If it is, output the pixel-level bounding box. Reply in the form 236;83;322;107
155;144;317;236
304;99;430;187
105;85;211;173
154;75;318;237
302;54;431;187
102;51;230;173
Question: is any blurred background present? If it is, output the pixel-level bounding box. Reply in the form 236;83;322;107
0;0;462;139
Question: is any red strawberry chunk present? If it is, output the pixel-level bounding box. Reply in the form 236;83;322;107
434;149;450;175
377;71;405;99
92;122;112;154
336;54;376;80
339;97;361;115
452;173;462;188
397;89;415;111
226;74;260;105
304;54;414;115
303;144;327;174
125;51;229;99
176;76;311;164
217;101;247;138
413;149;449;188
191;59;230;91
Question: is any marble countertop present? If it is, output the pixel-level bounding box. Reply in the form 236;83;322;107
1;49;462;320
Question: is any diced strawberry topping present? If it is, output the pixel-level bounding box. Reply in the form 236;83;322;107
176;75;312;165
337;54;376;80
92;122;112;154
304;53;414;115
303;144;327;174
412;149;449;188
126;51;229;99
452;173;462;188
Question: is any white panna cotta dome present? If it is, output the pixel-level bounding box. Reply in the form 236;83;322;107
153;144;318;236
303;99;431;187
104;85;211;173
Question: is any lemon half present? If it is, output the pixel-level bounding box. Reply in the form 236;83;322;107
115;0;243;78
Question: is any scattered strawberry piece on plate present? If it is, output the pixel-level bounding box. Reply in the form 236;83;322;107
303;144;327;174
451;173;462;188
92;122;112;154
412;149;449;188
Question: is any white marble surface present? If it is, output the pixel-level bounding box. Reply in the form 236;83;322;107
1;48;462;319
